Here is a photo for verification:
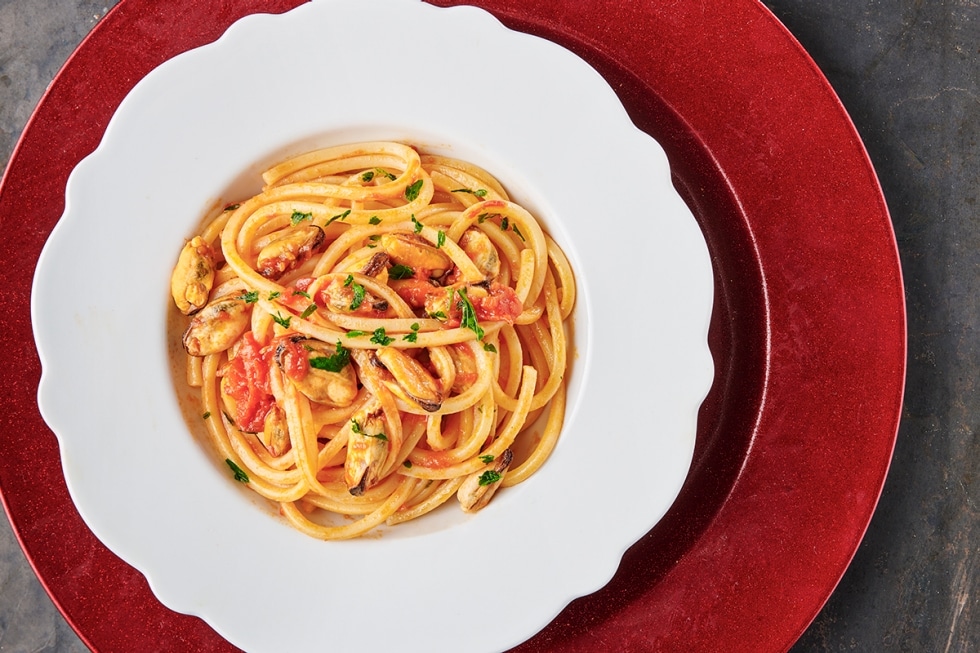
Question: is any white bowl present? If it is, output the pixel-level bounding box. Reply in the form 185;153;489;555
32;1;713;651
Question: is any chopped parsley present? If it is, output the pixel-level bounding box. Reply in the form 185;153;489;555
478;470;501;486
480;454;495;464
268;290;281;300
388;263;414;280
272;312;292;328
223;203;241;211
291;210;313;225
405;179;424;201
366;168;396;182
344;274;366;310
225;459;249;483
428;310;447;320
483;342;497;353
237;290;259;304
411;214;424;234
202;411;211;420
402;322;420;343
370;327;394;346
403;460;413;469
451;188;488;197
300;304;317;319
511;225;526;241
500;217;509;231
292;289;312;299
351;418;388;441
368;216;382;225
309;341;350;372
346;330;366;338
437;230;446;248
456;288;484;340
327;209;351;225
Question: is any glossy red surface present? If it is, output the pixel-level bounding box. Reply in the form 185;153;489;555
0;1;905;651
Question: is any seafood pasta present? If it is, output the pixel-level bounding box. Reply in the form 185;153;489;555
170;141;575;539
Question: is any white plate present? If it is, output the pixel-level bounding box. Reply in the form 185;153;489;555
31;1;713;651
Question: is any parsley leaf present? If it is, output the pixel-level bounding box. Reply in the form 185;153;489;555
309;341;350;372
225;459;249;483
237;290;259;304
343;274;366;310
300;304;317;319
353;288;366;312
292;290;312;299
202;411;211;420
480;454;495;464
268;290;281;300
402;322;420;343
351;418;388;441
512;225;526;241
361;171;375;182
368;216;382;225
403;460;413;469
388;263;414;280
451;188;488;197
291;210;313;225
478;470;501;486
411;214;424;234
405;179;424;201
346;330;366;338
437;230;446;248
327;209;351;225
500;217;509;231
483;342;497;353
273;312;292;328
457;288;484;340
370;327;394;346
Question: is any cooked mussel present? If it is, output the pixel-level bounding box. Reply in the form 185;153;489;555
274;336;358;407
171;236;216;315
256;224;325;280
182;295;250;356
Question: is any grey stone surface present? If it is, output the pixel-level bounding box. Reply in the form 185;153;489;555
766;2;980;652
0;516;89;652
1;1;977;652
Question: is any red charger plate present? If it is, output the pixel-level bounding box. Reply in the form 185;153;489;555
0;0;905;651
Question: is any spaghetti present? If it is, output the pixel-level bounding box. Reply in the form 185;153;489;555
170;141;575;539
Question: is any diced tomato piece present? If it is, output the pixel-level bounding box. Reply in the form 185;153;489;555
473;283;522;323
221;332;274;432
279;277;317;311
389;278;442;308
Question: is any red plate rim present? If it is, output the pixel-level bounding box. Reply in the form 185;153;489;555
0;1;906;651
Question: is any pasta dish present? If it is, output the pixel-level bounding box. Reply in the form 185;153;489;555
170;141;575;539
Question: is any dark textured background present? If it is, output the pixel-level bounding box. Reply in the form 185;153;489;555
1;1;976;651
